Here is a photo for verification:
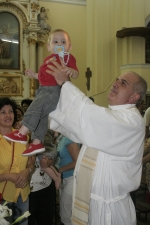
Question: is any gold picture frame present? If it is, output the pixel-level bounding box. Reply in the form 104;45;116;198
0;73;23;96
0;12;20;70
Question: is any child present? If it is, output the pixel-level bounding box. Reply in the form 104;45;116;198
3;29;79;158
39;157;61;190
33;129;61;190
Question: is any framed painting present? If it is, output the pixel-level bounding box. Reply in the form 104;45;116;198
0;12;20;70
0;74;23;96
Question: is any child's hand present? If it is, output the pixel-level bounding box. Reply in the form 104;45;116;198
65;67;74;77
25;69;35;77
65;67;79;79
25;69;38;79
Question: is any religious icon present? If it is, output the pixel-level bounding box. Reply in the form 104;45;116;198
0;12;19;69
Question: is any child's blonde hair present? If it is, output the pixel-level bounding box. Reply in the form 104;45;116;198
47;29;71;45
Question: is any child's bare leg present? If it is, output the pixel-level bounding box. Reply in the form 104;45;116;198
32;139;41;145
44;167;61;189
19;125;29;135
19;128;42;145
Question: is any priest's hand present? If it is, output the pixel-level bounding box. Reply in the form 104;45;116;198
46;57;69;85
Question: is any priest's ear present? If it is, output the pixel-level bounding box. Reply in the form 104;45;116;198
129;93;140;104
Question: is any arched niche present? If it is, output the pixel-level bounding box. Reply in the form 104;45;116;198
0;1;29;72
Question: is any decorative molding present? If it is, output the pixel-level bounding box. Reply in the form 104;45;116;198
116;27;150;38
37;33;46;39
0;1;48;99
0;2;28;29
21;3;28;11
22;59;26;74
0;73;23;96
39;0;86;6
27;32;38;44
37;33;47;45
31;1;40;12
37;41;45;46
30;79;39;98
28;37;37;44
120;64;150;69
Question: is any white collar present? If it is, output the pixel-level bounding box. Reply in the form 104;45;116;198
108;104;136;110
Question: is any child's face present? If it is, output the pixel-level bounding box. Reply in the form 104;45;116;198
47;31;71;53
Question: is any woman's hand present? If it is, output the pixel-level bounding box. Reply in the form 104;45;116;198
46;57;69;85
14;169;29;188
6;173;19;184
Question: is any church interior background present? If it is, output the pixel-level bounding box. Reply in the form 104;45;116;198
0;1;150;224
1;0;150;107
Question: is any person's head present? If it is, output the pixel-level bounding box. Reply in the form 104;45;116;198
107;71;147;106
21;99;33;113
16;105;24;121
13;105;24;130
40;7;45;12
47;29;72;54
0;97;17;128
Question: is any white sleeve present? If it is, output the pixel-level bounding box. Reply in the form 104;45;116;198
50;81;94;143
49;81;144;157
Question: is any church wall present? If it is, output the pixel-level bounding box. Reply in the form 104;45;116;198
85;0;150;106
2;0;149;106
23;0;150;107
40;0;145;107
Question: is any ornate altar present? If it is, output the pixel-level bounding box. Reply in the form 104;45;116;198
0;0;50;103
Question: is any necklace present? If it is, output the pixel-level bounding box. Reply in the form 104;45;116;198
63;52;70;65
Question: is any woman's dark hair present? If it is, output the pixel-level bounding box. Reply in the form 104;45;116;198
0;97;17;125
